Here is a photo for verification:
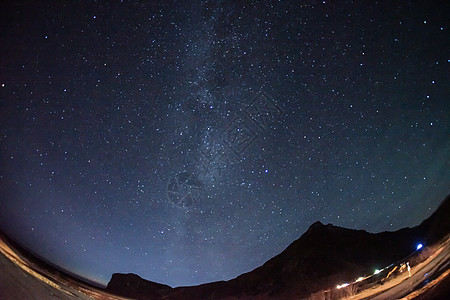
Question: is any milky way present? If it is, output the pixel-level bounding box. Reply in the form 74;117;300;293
0;1;449;287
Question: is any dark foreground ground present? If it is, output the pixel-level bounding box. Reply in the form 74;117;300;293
339;237;450;300
0;232;449;300
0;235;128;300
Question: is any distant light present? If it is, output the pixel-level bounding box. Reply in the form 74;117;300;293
355;277;364;282
336;283;349;289
416;243;423;250
374;269;381;275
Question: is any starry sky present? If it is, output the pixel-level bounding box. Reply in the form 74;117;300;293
0;0;449;288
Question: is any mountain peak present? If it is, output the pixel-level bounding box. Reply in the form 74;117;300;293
308;220;324;228
306;220;335;232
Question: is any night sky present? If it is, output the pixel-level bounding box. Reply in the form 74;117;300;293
0;1;449;287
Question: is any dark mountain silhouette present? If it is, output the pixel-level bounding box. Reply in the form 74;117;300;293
105;195;450;299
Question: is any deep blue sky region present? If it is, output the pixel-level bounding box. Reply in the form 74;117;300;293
0;0;449;287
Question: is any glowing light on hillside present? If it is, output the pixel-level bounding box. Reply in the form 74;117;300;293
355;277;364;282
336;283;349;289
374;269;381;275
416;243;423;250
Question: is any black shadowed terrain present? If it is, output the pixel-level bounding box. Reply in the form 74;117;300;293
105;195;450;299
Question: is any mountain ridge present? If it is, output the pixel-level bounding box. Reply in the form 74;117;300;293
106;195;450;299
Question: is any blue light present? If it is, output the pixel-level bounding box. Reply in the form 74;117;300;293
416;243;423;250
